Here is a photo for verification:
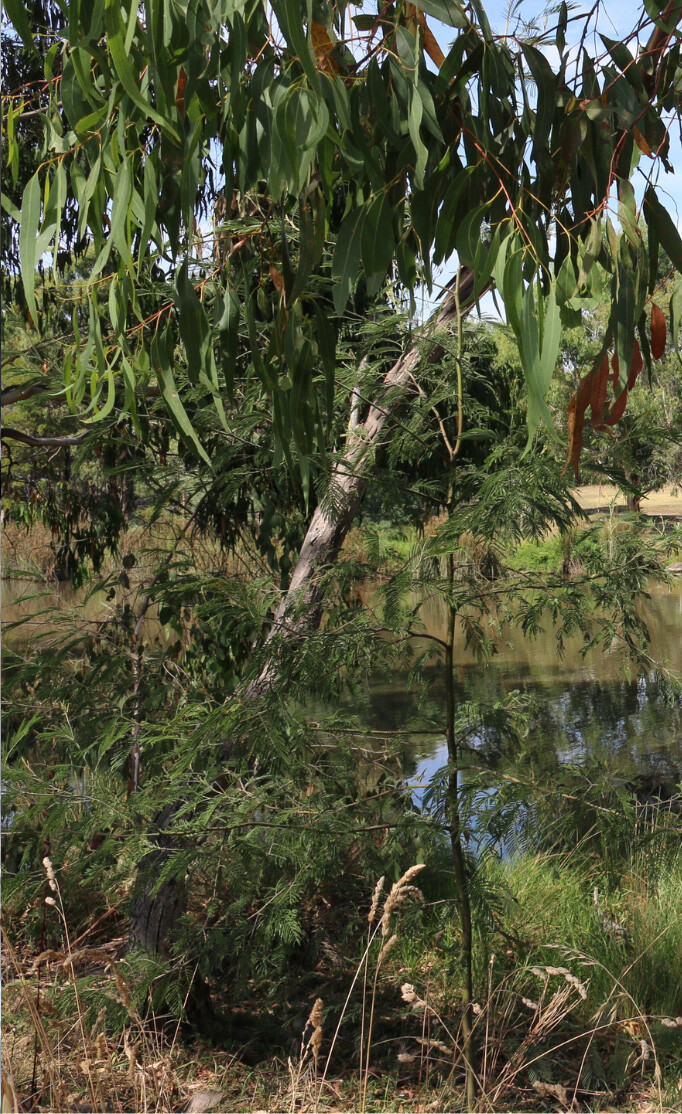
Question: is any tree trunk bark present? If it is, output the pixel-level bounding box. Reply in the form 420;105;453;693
129;269;475;955
129;802;187;954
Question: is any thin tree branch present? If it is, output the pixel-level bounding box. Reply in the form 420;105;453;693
1;427;88;447
1;383;49;406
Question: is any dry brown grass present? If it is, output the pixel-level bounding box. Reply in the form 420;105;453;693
575;484;682;516
4;864;682;1112
0;512;269;585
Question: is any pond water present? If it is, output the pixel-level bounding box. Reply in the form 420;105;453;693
360;580;682;803
3;576;681;802
0;577;168;648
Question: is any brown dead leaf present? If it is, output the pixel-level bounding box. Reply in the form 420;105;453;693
628;338;643;388
311;22;338;74
269;265;285;295
1;1069;20;1114
604;338;642;426
650;303;666;359
563;363;594;478
416;10;445;67
604;388;628;426
632;125;651;157
182;1089;224;1113
589;352;610;428
532;1080;570;1107
175;67;187;120
620;1018;643;1037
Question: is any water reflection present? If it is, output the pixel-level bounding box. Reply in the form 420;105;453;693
362;580;682;799
1;577;167;647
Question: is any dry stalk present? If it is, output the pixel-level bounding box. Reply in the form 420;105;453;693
315;866;425;1113
0;923;62;1109
40;855;104;1113
359;876;384;1086
481;953;495;1096
485;965;589;1106
552;945;664;1111
361;866;425;1111
290;997;325;1113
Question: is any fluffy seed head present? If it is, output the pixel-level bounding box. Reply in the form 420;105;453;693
380;865;426;936
42;857;58;892
123;1038;138;1081
308;997;324;1031
394;864;427;889
415;1037;453;1055
114;969;131;1008
400;983;427;1010
306;997;324;1068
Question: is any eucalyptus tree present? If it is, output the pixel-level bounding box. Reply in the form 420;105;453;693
4;0;682;680
4;0;682;1047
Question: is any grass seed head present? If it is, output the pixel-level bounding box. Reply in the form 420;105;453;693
124;1037;139;1082
380;864;426;935
368;876;385;924
114;967;131;1009
90;1006;107;1041
401;983;427;1010
308;997;324;1031
394;863;427;889
378;933;398;964
306;998;324;1069
415;1036;453;1055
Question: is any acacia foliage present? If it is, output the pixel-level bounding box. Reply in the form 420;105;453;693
3;322;679;1012
3;0;682;470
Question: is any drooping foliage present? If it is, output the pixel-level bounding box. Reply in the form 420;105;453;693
3;0;682;478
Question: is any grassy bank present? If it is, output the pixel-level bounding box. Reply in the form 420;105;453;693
575;484;682;516
3;836;681;1113
343;514;682;578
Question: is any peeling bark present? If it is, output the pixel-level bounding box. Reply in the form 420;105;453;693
249;267;475;691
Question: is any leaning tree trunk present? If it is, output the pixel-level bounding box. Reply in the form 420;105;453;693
129;269;476;955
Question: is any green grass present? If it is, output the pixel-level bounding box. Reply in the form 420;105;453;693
496;849;682;1016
